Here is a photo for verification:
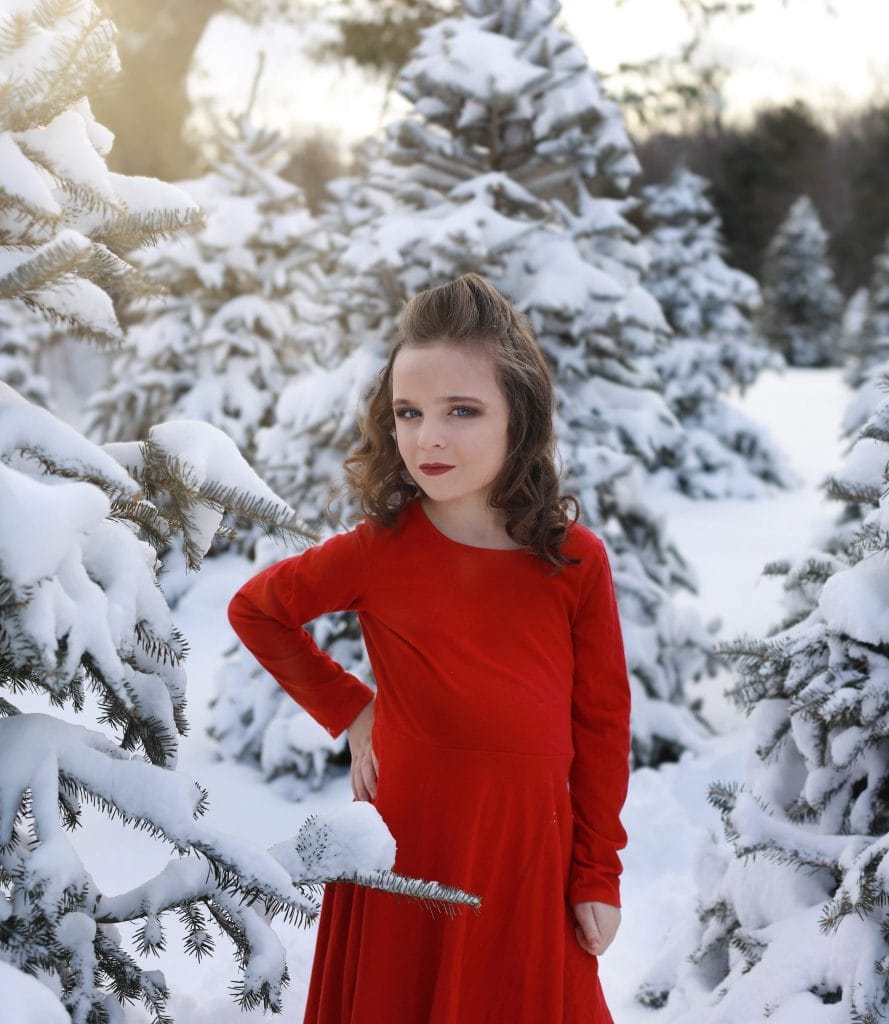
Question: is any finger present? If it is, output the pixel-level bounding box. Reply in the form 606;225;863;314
571;905;599;954
591;905;620;953
574;903;601;940
361;757;378;800
352;763;369;802
574;924;597;956
371;746;379;774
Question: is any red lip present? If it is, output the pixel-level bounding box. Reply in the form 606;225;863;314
419;464;454;475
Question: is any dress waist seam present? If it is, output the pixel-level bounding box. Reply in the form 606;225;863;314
380;728;573;763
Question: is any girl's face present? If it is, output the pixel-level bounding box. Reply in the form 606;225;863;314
391;341;511;511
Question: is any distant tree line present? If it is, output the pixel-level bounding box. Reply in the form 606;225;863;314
93;1;883;297
633;99;889;296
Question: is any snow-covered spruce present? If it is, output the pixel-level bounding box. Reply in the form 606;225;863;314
0;0;201;346
846;234;889;388
637;166;793;499
759;195;844;368
642;365;889;1022
0;299;52;408
224;0;715;782
84;116;336;469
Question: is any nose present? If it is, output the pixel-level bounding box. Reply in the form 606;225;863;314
417;417;445;450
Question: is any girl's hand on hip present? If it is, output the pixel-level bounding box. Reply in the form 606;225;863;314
571;900;621;957
347;698;379;801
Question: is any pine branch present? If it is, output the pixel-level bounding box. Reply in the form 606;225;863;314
823;476;881;507
10;444;137;502
0;185;65;242
18;291;122;346
40;7;117;132
97;205;206;255
0;232;92;301
109;498;171;549
95;926;174;1024
137;442;316;569
729;929;766;972
708;779;742;825
0;634;88;713
12;143;122;220
715;635;789;663
176;902;215;961
80;656;182;766
78;240;166;304
0;694;21;717
849;523;889;558
341;868;482;916
133;618;189;670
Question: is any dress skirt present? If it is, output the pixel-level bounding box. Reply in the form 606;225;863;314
302;729;614;1024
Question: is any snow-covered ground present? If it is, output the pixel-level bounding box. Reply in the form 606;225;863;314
45;365;850;1022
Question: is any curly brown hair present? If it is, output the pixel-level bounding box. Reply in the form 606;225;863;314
342;273;580;570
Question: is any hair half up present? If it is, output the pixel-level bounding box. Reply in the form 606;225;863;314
342;273;580;571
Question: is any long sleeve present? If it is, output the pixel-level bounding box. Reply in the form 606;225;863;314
567;539;632;908
226;522;377;740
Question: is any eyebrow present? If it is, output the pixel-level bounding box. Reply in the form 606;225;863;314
392;395;486;407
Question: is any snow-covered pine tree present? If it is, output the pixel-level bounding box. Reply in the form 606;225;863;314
847;235;889;389
0;3;477;1019
204;140;391;798
0;0;202;344
759;195;844;368
0;299;51;408
84;114;334;466
642;365;889;1022
218;0;716;783
638;166;793;498
842;286;870;368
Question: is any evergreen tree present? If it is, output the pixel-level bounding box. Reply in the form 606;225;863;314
638;166;793;498
84;115;334;465
841;285;869;366
0;300;51;408
847;236;889;388
217;0;716;784
641;365;889;1021
0;0;202;342
759;195;844;368
0;2;476;1018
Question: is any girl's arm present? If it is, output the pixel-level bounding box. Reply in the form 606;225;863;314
227;523;376;740
567;539;632;909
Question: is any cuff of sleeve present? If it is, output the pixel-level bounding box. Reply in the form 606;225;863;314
568;863;621;909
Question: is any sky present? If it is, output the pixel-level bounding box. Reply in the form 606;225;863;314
188;0;889;149
565;0;889;119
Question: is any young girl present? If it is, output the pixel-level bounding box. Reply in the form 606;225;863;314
227;273;632;1024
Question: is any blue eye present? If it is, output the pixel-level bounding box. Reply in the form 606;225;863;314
395;408;420;419
451;406;476;417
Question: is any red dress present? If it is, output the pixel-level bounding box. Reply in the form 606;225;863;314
227;496;631;1023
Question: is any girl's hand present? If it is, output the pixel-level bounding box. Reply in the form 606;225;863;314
571;900;621;957
346;698;379;801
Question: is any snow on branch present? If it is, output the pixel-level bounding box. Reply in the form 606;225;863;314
0;715;479;1017
137;419;318;568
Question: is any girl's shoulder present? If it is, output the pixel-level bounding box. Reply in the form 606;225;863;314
562;518;608;566
346;499;416;550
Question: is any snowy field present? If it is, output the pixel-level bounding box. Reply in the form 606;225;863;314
31;365;849;1023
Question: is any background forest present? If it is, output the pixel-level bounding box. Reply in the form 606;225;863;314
88;0;889;298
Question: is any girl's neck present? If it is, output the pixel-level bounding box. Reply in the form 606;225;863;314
419;497;522;550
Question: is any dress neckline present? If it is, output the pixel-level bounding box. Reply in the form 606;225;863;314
412;498;528;554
